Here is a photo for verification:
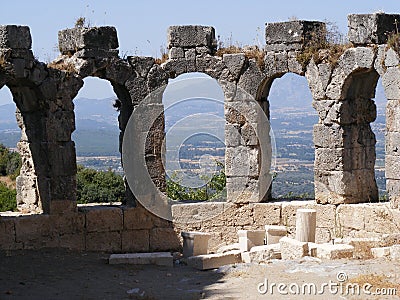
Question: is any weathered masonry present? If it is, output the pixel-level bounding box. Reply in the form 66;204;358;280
0;13;400;252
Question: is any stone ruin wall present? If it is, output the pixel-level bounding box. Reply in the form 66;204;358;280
1;13;400;252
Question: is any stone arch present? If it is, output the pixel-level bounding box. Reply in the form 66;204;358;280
308;45;382;204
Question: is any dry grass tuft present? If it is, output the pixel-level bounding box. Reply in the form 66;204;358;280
296;21;352;69
349;273;400;292
216;45;265;70
47;61;76;75
155;53;169;65
387;32;400;54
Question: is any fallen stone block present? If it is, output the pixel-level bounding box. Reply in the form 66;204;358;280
217;243;240;254
247;244;281;263
344;237;381;259
316;243;354;259
371;247;391;258
181;231;211;258
109;252;173;267
187;250;242;270
238;230;265;252
265;225;286;245
390;245;400;260
280;237;308;260
308;242;318;257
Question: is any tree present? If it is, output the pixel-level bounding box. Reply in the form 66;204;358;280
0;143;21;178
76;165;125;204
0;183;16;211
166;161;226;201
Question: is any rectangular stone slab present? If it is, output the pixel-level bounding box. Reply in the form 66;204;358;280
0;25;31;49
187;250;242;270
58;26;118;53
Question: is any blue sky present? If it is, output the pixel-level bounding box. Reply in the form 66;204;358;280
0;0;398;104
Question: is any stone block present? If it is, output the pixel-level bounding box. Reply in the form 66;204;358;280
316;243;354;259
74;49;119;58
86;231;121;252
49;200;77;214
386;155;400;179
150;227;180;251
81;206;123;232
348;13;400;45
316;228;332;244
226;176;260;203
383;70;400;101
109;252;173;266
47;142;77;176
121;230;150;252
247;244;281;263
386;132;400;156
345;237;381;259
252;203;281;226
238;230;265;252
127;56;155;78
48;212;85;235
280;237;309;260
363;203;400;233
123;206;154;230
169;47;184;59
223;53;245;80
265;225;287;245
58;26;118;54
14;214;51;243
0;25;31;49
225;146;259;177
0;218;17;250
265;20;326;48
281;201;335;228
385;48;400;67
336;204;366;231
187;250;242;270
237;60;264;98
371;247;391;258
171;202;226;224
167;25;217;49
222;203;253;226
308;242;318;257
181;231;211;257
387;179;400;208
390;245;400;260
57;233;85;251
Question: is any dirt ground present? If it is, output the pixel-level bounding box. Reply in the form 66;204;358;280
0;249;399;300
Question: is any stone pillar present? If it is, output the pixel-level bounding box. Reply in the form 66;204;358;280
0;25;45;213
167;25;217;64
383;65;400;208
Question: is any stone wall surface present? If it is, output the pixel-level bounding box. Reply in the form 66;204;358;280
0;13;400;252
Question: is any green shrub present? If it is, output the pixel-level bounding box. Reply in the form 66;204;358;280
0;183;17;211
0;144;21;178
166;161;226;201
76;165;125;204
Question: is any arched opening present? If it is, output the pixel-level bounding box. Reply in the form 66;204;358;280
162;72;226;202
72;77;124;204
0;85;21;212
265;73;317;200
372;77;388;200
